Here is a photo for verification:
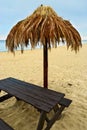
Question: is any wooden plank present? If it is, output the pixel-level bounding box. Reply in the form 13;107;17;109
9;77;65;97
0;77;65;112
45;106;65;130
59;98;72;107
0;77;64;98
0;79;60;105
0;94;13;102
0;80;57;107
0;119;14;130
15;81;62;103
37;111;46;130
0;78;72;130
0;81;61;112
0;81;51;112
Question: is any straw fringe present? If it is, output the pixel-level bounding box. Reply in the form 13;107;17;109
6;5;82;52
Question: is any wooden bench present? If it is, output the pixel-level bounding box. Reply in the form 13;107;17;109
0;119;14;130
0;77;72;130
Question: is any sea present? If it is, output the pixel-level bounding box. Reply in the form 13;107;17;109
0;40;87;52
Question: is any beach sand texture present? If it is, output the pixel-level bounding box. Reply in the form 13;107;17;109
0;44;87;130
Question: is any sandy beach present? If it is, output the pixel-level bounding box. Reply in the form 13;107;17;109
0;44;87;130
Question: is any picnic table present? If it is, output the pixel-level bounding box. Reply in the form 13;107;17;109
0;77;72;130
0;119;14;130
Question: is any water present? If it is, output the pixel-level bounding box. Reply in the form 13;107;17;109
0;40;7;52
0;40;87;52
0;40;39;52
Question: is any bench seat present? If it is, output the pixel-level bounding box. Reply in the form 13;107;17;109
0;119;14;130
59;98;72;107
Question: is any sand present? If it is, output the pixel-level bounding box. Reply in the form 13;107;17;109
0;44;87;130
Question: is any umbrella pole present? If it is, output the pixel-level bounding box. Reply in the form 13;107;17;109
43;43;48;88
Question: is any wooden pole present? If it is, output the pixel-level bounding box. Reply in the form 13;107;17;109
43;42;48;88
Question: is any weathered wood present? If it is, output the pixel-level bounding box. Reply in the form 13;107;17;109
0;94;13;102
45;106;65;130
0;77;72;130
0;119;14;130
53;104;59;113
9;77;65;99
0;77;65;112
59;98;72;107
37;111;46;130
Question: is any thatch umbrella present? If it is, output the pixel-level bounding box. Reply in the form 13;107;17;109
6;5;82;88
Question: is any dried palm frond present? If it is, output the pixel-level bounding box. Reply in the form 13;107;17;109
6;5;82;52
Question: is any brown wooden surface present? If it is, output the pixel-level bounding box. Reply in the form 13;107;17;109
59;98;72;107
0;77;65;112
0;119;14;130
0;94;13;102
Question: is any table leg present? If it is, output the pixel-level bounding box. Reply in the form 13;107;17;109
45;106;65;130
37;111;46;130
53;104;59;113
